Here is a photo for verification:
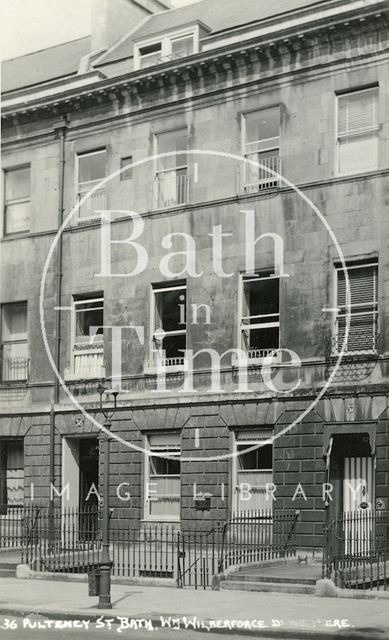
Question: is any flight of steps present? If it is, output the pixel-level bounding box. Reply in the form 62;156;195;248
220;558;322;595
0;550;21;578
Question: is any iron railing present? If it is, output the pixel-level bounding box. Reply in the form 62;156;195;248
0;504;32;547
323;510;389;590
150;172;190;209
1;356;30;382
177;510;299;589
76;187;107;222
241;155;281;193
3;506;300;589
327;326;379;359
218;509;299;571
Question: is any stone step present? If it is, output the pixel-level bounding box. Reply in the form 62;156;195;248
221;580;315;595
0;563;17;578
228;573;318;585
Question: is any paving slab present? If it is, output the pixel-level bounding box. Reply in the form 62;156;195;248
0;577;388;638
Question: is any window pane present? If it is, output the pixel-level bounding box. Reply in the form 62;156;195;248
338;313;377;352
245;108;279;144
155;289;186;331
150;455;181;475
337;265;377;309
140;42;161;56
337;262;378;353
2;303;27;341
157;130;187;171
244;278;279;320
237;444;272;470
139;42;161;68
5;202;31;234
75;300;104;342
248;327;279;352
120;156;133;181
78;152;105;184
338;89;378;135
2;441;24;506
171;36;193;58
162;333;186;359
5;167;30;201
338;135;378;174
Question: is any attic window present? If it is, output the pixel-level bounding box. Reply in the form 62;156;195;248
136;30;197;70
139;42;162;69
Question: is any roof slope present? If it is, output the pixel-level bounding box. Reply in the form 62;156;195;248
2;37;91;93
97;0;329;65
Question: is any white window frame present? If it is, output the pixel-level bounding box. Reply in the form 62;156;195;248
67;296;105;380
1;302;29;382
333;261;378;356
152;128;189;209
134;27;198;70
75;149;107;222
238;273;281;365
144;434;181;522
147;283;186;373
241;108;280;192
3;165;31;236
336;87;379;177
232;431;273;514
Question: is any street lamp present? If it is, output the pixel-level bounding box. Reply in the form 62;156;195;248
96;381;119;609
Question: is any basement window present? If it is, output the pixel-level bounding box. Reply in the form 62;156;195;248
0;439;24;512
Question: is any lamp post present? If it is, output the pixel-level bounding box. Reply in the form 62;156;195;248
96;381;118;609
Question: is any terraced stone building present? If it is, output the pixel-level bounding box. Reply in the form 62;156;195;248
1;0;389;552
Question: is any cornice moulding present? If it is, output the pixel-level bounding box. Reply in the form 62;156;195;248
1;7;387;122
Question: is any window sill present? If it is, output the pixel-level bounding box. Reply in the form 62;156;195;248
64;367;106;382
141;517;181;524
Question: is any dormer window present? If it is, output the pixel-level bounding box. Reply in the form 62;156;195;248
136;30;197;70
170;35;194;59
139;42;162;69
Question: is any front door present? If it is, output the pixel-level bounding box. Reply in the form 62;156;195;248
343;456;374;554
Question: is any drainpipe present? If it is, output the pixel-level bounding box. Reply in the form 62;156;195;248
49;118;69;505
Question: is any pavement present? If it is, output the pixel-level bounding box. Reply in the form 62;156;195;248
0;578;389;638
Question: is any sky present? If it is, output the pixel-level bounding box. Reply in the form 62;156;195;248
0;0;197;60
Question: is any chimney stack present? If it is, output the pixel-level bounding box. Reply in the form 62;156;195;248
91;0;171;53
